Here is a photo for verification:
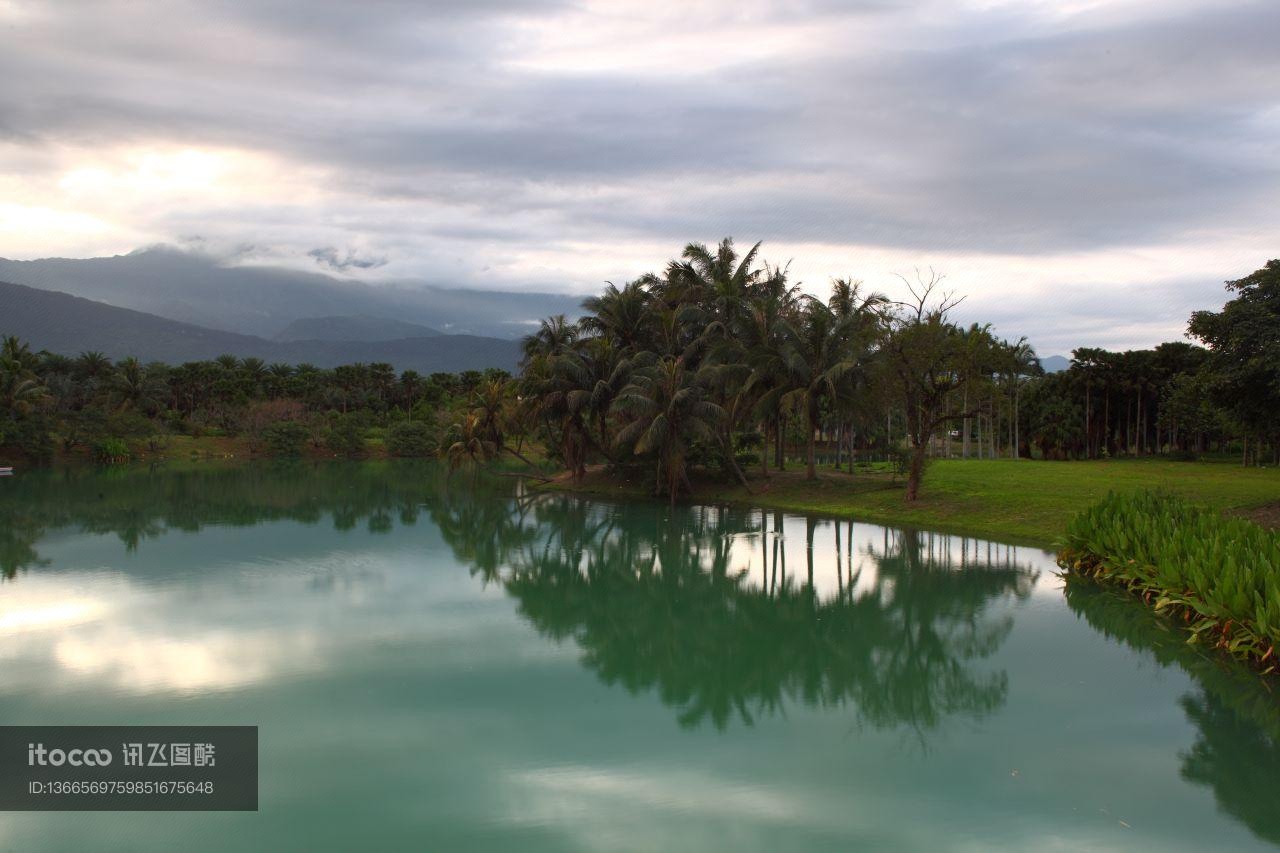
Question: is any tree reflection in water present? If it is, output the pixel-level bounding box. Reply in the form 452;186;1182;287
9;461;1279;830
0;461;448;579
433;486;1039;734
1067;581;1280;846
3;464;1039;734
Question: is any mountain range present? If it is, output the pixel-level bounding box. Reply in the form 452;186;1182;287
273;315;441;342
0;248;582;340
0;279;521;374
0;247;595;372
0;247;1070;375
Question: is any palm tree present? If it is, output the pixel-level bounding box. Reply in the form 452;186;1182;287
521;315;579;366
75;350;113;381
1002;338;1040;459
776;299;864;480
398;370;424;419
615;357;724;503
0;353;48;415
111;356;167;414
679;237;762;330
446;413;497;478
2;336;35;371
470;376;509;452
580;280;654;354
957;324;996;460
265;362;294;399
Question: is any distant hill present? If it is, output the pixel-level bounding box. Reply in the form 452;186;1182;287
1041;355;1070;373
0;248;584;340
274;315;441;342
0;280;520;373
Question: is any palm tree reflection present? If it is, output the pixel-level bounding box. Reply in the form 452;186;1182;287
435;488;1037;734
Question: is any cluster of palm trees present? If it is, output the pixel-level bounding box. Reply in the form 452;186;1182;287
0;336;510;459
518;238;1031;502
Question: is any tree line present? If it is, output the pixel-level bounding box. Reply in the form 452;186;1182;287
2;244;1277;497
0;341;517;467
517;241;1279;500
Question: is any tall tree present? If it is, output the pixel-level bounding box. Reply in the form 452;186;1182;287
615;357;724;503
883;272;970;502
1189;260;1280;465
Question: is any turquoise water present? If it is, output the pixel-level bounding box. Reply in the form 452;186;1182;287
1;462;1277;851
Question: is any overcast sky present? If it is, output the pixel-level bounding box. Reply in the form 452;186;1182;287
1;0;1276;354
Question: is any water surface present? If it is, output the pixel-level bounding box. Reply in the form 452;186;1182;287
1;462;1278;851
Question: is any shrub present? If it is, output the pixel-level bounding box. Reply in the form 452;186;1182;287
0;414;54;462
261;421;309;457
325;417;366;457
1059;491;1280;671
240;399;307;451
387;421;439;458
163;410;191;435
106;411;155;438
94;437;131;464
890;446;914;477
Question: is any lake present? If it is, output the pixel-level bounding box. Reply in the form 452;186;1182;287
1;461;1278;851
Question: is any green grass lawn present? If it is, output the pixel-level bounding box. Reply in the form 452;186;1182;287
545;458;1280;547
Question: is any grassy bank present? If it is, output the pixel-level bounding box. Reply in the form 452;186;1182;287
1060;491;1280;672
45;433;395;466
537;458;1280;546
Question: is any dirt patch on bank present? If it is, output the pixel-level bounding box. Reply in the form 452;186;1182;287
1232;503;1280;530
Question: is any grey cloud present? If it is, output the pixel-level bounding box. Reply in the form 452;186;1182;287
0;0;1276;349
960;273;1232;356
307;247;389;272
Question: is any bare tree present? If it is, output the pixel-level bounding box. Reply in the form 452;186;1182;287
884;270;973;502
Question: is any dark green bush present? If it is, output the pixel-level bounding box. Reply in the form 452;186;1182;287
387;421;439;458
0;414;54;462
325;417;366;457
890;446;914;477
261;421;309;457
94;437;131;464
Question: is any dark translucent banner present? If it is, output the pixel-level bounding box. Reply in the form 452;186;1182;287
0;726;257;811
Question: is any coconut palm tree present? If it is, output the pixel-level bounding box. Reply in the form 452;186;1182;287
2;336;36;371
679;237;763;330
0;354;47;416
75;350;113;381
521;315;579;366
615;357;724;503
470;375;509;452
775;299;865;480
446;413;497;478
111;356;167;414
580;280;654;354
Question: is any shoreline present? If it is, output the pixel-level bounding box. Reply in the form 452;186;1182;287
532;458;1280;549
532;467;1057;548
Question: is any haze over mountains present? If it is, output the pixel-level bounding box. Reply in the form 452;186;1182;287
273;315;441;342
0;247;594;372
0;247;582;341
0;280;522;373
0;247;1071;374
